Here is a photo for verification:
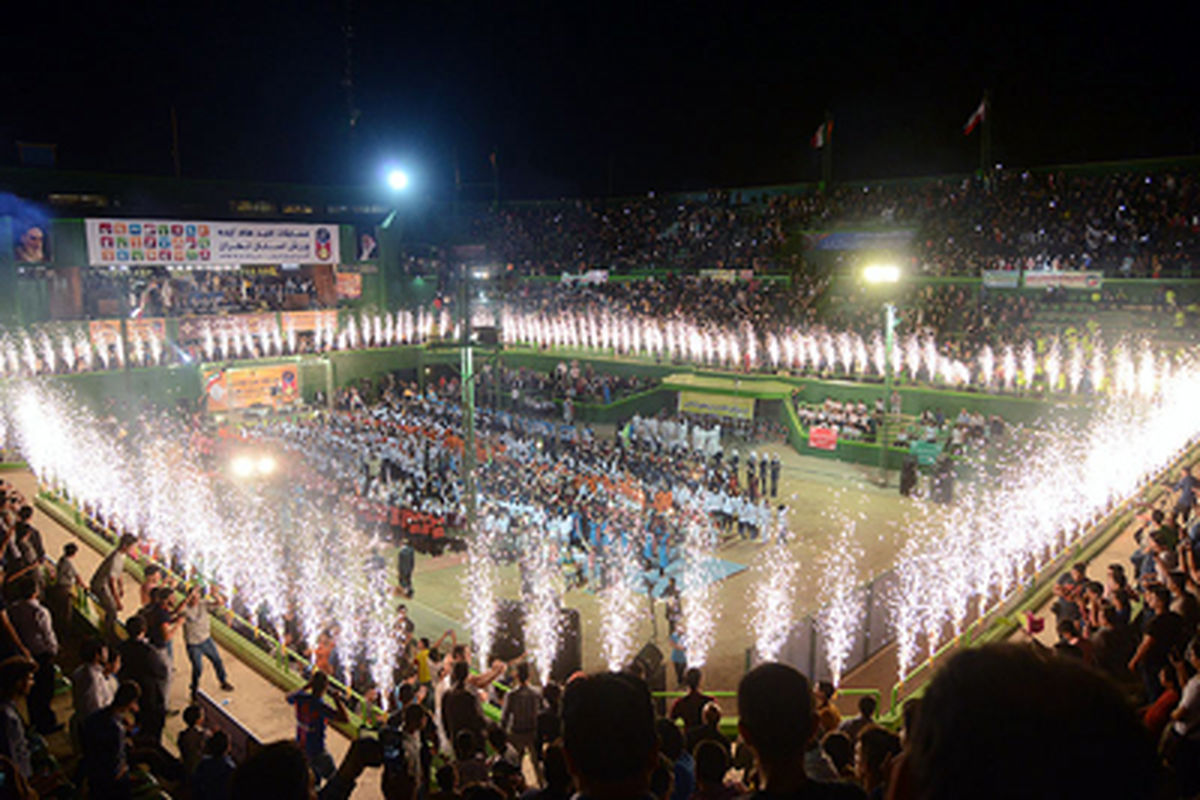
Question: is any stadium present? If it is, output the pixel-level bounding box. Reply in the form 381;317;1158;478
2;6;1199;799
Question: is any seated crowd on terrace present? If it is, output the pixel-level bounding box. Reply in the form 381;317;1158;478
82;267;329;318
464;163;1200;277
793;395;1005;451
480;361;660;416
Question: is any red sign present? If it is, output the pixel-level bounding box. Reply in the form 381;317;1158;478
808;426;838;451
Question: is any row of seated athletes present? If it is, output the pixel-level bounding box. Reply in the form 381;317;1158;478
794;402;878;440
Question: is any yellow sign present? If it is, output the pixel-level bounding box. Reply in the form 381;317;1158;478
677;390;755;421
204;364;300;411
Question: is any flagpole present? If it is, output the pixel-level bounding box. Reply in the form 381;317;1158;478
980;89;992;176
490;146;500;211
170;106;182;178
822;110;834;188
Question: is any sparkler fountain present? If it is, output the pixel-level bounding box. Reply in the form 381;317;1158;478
816;511;866;686
748;538;798;663
598;544;643;671
522;534;564;684
679;518;720;668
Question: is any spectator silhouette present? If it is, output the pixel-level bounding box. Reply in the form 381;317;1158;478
892;643;1160;800
562;672;658;800
736;662;865;798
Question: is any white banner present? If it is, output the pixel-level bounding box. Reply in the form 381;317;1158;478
1022;270;1103;289
85;219;340;266
560;269;609;286
982;269;1021;288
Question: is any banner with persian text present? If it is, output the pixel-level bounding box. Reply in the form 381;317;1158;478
677;390;755;421
203;364;301;412
1022;270;1103;289
85;219;340;266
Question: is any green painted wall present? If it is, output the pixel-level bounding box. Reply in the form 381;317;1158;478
329;346;422;386
45;364;201;409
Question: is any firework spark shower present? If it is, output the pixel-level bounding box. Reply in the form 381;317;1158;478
7;344;1199;697
816;509;866;687
748;539;798;663
888;354;1200;682
9;381;404;700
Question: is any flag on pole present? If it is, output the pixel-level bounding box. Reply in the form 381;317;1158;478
963;97;987;136
811;120;832;149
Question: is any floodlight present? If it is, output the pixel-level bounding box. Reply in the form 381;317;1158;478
863;264;901;285
257;456;277;476
386;169;410;192
231;456;254;478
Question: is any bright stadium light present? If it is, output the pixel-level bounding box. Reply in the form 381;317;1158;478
231;456;254;478
257;455;277;476
386;168;410;192
863;264;901;285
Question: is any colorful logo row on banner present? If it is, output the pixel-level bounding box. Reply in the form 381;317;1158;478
85;219;339;266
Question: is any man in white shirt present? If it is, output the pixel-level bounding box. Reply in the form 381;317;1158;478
182;585;234;698
71;638;117;719
9;577;59;733
89;533;138;643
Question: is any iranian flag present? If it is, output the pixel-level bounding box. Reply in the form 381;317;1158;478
963;97;987;135
811;120;832;149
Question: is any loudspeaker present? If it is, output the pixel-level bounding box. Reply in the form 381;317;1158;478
473;326;499;346
491;599;525;663
633;642;668;714
633;641;663;676
550;607;582;684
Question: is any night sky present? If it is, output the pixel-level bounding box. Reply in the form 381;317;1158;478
5;2;1197;198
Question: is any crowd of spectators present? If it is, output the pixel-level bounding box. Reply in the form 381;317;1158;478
470;191;807;275
465;164;1200;279
1038;468;1200;794
479;361;659;419
823;284;1038;350
82;267;328;319
795;398;878;441
793;395;1009;457
508;273;826;332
